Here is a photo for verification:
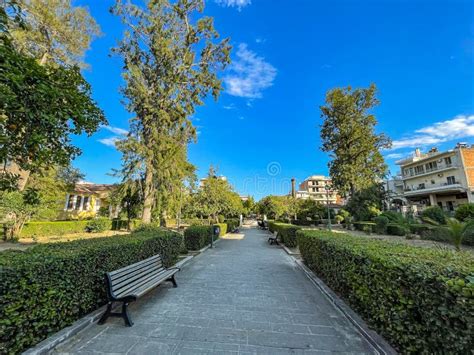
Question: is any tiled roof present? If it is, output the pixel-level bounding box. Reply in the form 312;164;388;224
72;183;116;194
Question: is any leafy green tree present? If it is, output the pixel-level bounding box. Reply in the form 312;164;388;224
191;167;243;222
421;206;446;225
296;199;325;221
112;0;231;223
320;84;392;198
10;0;101;67
454;203;474;222
345;184;384;221
242;196;255;216
1;1;105;190
255;195;288;220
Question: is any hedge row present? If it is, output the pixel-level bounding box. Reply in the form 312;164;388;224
225;219;240;232
297;230;474;353
183;225;213;250
0;226;183;354
353;221;375;232
268;222;302;247
20;220;93;238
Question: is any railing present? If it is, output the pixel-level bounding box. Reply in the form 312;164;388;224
404;181;461;192
403;163;455;178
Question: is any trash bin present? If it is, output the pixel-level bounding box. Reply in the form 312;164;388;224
212;225;220;248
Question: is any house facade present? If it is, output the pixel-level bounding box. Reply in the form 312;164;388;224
63;183;117;218
395;143;474;213
295;175;341;205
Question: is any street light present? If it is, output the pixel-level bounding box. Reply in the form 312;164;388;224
324;184;332;231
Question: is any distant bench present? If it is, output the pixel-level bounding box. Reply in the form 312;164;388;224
99;254;180;326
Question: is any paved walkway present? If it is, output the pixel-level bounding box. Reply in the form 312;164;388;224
56;227;377;354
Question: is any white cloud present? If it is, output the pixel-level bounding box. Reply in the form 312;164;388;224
98;137;121;148
102;125;128;135
391;115;474;150
215;0;251;10
238;116;244;120
385;153;404;159
224;43;277;99
223;104;236;110
255;37;266;44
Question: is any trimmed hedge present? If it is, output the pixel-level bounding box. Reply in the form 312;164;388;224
0;227;183;354
214;223;227;237
297;230;474;353
373;216;389;234
408;223;432;235
267;222;301;247
291;219;317;226
183;225;213;250
225;219;240;233
386;223;409;236
20;220;91;238
85;217;112;233
420;226;474;246
111;219;142;231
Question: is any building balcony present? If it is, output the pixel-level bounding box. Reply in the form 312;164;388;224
402;164;457;180
403;182;465;197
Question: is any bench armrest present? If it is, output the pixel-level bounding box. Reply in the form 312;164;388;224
167;266;181;272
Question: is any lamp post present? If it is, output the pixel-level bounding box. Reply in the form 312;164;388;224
324;184;332;231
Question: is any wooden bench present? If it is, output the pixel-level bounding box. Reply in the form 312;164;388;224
98;254;179;327
268;232;279;245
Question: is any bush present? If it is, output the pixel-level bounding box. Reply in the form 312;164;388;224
380;211;405;223
409;223;433;235
291;219;317;226
19;220;91;238
353;221;375;232
225;219;240;233
111;219;142;230
0;227;183;354
296;229;474;353
454;203;474;222
183;225;213;250
266;222;301;247
213;223;227;237
386;223;409;236
420;226;452;243
85;217;112;233
421;206;446;224
373;216;389;234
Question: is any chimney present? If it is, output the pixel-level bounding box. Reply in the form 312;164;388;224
291;178;296;198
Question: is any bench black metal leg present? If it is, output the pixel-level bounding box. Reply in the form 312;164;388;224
98;302;112;325
167;274;178;288
122;302;133;327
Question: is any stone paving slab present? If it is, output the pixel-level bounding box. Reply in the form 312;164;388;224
54;227;379;354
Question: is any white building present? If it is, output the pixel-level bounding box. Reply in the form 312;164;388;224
295;175;341;205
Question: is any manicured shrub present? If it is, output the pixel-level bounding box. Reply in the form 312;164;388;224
296;229;474;353
386;223;409;236
291;219;317;226
183;225;213;250
20;220;91;238
111;219;142;230
454;203;474;222
421;206;446;224
85;217;112;233
225;219;240;233
380;211;405;223
267;222;301;247
267;220;277;233
373;216;389;234
0;227;183;354
353;221;375;232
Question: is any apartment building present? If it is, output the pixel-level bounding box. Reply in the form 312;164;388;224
295;175;340;205
395;143;474;212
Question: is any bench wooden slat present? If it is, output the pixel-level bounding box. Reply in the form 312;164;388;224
112;264;166;291
132;270;177;298
111;259;163;285
110;255;162;279
113;268;171;298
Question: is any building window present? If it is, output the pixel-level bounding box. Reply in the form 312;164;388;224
67;195;74;209
445;157;452;166
447;176;456;185
415;165;424;175
447;201;454;211
425;161;437;172
418;183;425;190
83;196;89;211
75;196;82;210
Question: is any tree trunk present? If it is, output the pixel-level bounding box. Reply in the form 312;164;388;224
4;162;30;191
142;163;154;224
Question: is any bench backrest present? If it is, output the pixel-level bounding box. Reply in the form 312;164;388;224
106;254;165;299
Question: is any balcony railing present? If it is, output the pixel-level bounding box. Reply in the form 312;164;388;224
402;163;455;178
404;181;461;192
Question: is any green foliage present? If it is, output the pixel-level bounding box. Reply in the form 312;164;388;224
0;227;183;353
320;84;391;198
111;218;142;231
454;203;474;222
380;211;406;223
353;221;375;233
345;184;383;221
225;218;240;232
85;218;112;233
19;220;91;238
267;222;302;247
408;223;432;235
183;225;213;250
213;223;227;237
373;215;389;234
255;195;289;220
242;196;255;216
386;223;409;236
296;198;325;222
297;229;474;353
421;206;446;225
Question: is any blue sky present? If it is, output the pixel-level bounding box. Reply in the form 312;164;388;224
74;0;473;200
